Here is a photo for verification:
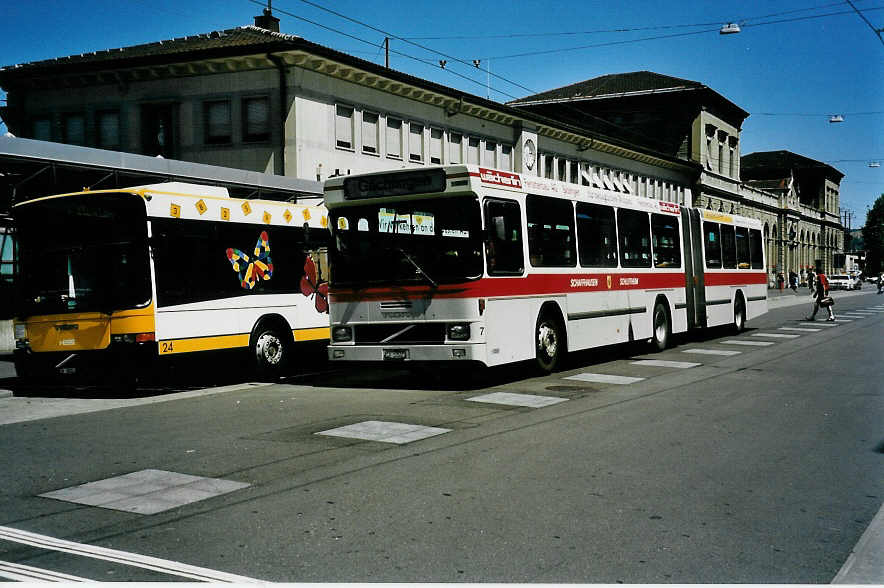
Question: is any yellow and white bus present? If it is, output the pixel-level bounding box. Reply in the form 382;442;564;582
13;182;330;383
324;166;767;373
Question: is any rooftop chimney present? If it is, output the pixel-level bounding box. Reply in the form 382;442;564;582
254;2;280;32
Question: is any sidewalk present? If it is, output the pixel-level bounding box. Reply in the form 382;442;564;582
766;285;875;310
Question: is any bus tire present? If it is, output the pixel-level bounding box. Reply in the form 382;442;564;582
535;312;565;374
733;296;746;333
253;324;289;380
651;301;671;352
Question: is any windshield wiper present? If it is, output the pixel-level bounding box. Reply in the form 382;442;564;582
397;247;437;288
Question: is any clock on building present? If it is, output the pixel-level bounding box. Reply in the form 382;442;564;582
523;138;536;170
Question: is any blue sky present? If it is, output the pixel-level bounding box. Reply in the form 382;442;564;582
1;0;882;225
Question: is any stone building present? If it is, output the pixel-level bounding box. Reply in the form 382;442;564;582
0;10;842;277
508;71;843;278
0;11;695;208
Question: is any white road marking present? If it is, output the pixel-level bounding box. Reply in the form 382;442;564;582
564;373;645;385
630;359;700;369
316;421;450;444
798;323;836;327
751;333;800;339
40;469;250;515
680;349;742;356
720;340;775;346
0;526;264;582
778;327;821;332
467;392;567;408
0;560;91;582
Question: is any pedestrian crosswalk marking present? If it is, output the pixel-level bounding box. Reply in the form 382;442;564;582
630;359;701;369
751;333;800;338
564;373;645;385
779;327;820;332
467;392;567;408
721;340;775;346
680;348;742;356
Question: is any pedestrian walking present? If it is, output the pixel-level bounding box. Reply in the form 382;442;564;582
806;270;835;321
777;272;785;291
877;273;883;294
807;268;816;295
789;270;798;292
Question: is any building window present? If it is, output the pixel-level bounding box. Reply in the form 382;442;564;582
449;132;462;164
429;128;443;164
62;113;86;146
361;111;379;155
204;100;231;144
335;105;354;150
243;97;270;142
728;137;738;178
467;137;480;164
717;131;727;174
484;140;496;167
386;117;402;159
409;122;424;162
32;118;51;142
96;110;120;150
543;154;554;179
500;144;513;171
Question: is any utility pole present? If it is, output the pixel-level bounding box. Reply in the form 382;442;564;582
384;37;389;68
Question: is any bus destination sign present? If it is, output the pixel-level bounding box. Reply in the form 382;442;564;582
343;169;446;200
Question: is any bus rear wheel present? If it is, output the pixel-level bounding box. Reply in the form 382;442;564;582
535;313;565;374
253;325;289;380
733;298;746;333
651;301;671;352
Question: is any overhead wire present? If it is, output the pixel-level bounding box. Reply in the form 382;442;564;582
400;1;880;41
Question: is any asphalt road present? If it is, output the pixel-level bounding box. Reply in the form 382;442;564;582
0;290;882;583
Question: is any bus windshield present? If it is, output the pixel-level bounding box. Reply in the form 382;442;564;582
15;193;151;315
330;195;483;287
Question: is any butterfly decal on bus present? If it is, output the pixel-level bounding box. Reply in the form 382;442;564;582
226;231;273;290
300;253;329;314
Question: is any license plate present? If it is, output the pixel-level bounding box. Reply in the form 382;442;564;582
383;349;408;361
58;367;77;375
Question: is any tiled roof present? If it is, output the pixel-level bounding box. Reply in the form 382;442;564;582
0;26;292;72
742;150;844;181
508;71;705;105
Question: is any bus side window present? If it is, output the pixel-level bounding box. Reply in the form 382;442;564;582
651;213;681;268
484;199;524;275
703;221;722;269
526;194;576;267
617;208;652;268
735;226;750;269
748;228;764;269
720;224;737;269
576;202;617;267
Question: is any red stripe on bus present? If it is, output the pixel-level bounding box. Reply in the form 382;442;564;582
329;271;766;302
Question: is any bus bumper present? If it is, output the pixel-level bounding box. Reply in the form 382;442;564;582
328;343;486;364
13;342;159;384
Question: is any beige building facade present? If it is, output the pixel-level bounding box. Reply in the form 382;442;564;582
0;11;842;278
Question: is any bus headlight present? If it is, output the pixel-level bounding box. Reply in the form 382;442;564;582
332;326;353;342
447;323;470;341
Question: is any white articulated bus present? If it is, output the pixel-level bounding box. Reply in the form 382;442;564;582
13;182;330;383
323;165;767;373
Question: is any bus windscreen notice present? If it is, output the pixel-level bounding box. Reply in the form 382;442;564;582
343;169;446;200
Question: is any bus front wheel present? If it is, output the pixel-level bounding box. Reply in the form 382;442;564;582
253;325;289;380
535;313;565;374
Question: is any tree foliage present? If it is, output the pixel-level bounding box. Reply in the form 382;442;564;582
863;193;884;274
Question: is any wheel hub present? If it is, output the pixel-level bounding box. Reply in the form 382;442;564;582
538;323;558;358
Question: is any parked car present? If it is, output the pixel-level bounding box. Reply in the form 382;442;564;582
828;274;854;290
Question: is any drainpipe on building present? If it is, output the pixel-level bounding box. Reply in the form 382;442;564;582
267;53;287;177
